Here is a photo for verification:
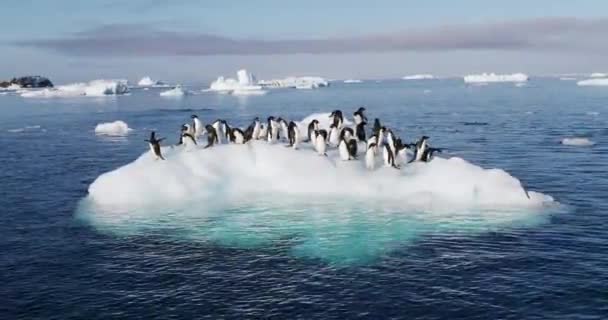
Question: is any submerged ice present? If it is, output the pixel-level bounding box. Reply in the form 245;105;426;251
79;113;556;264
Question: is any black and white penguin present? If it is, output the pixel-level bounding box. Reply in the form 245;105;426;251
355;121;367;142
386;129;397;155
383;143;399;169
338;128;356;160
267;116;280;143
258;124;267;140
328;123;340;147
329;110;344;128
191;114;204;137
287;121;300;149
179;124;197;148
367;134;379;155
365;142;377;170
204;124;218;148
229;127;246;144
347;139;358;160
315;129;328;156
212;119;226;144
252;117;261;140
307;119;319;143
145;131;165;160
353;107;367;125
372;118;382;136
409;136;442;163
277;117;289;141
421;147;442;162
340;127;354;141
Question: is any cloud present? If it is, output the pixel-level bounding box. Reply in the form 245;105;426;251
14;17;608;57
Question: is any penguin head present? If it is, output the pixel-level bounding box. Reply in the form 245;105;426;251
181;124;188;132
421;135;430;141
253;116;259;121
357;107;366;113
267;116;275;122
368;142;377;149
191;114;197;119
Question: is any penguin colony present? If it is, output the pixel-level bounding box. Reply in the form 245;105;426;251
146;107;443;169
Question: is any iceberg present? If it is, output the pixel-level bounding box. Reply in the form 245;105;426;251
402;74;434;80
160;85;189;97
20;79;129;98
208;69;266;95
79;112;556;264
590;73;607;78
137;76;166;87
577;78;608;86
561;137;595;146
464;73;529;84
94;121;132;136
343;79;363;84
258;76;329;89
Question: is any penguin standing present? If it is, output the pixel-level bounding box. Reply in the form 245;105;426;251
355;121;367;142
252;117;261;140
204;124;218;148
145;131;166;160
383;143;399;169
307;119;319;143
229;127;246;144
409;136;442;163
287;121;300;149
277;118;289;141
386;129;397;155
314;130;328;156
353;107;367;125
365;142;377;170
212;119;225;144
372;118;382;137
267;116;279;143
258;124;267;140
329;110;344;128
328;124;340;147
191;115;204;137
367;134;379;155
338;128;356;160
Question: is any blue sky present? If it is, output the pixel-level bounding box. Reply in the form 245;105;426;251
2;1;607;83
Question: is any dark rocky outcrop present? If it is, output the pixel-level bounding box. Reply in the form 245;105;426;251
0;76;53;88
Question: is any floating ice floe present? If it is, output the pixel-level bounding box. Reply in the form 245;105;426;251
559;77;577;81
590;73;607;78
137;76;167;87
464;73;529;84
343;79;363;84
577;78;608;86
258;76;329;89
561;137;595;146
160;85;189;97
94;121;133;136
208;69;267;95
402;74;434;80
21;79;129;98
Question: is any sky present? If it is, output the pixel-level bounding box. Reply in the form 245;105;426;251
1;0;607;83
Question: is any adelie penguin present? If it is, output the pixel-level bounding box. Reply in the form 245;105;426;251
277;117;289;141
355;121;367;142
338;129;357;161
145;131;166;160
314;129;328;156
258;124;267;140
329;110;344;128
409;136;442;163
212;119;227;144
244;118;258;142
191;114;204;137
251;117;261;140
383;143;400;169
229;127;246;144
328;123;340;147
365;142;377;170
353;107;367;125
204;124;219;148
287;121;300;149
179;124;197;148
372;118;382;137
267;116;280;143
307;119;319;143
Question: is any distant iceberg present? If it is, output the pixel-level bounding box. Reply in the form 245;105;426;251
402;74;434;80
559;77;577;81
561;137;595;146
208;69;266;95
464;73;529;84
577;78;608;86
343;79;363;84
21;79;129;98
160;85;189;97
590;73;607;78
258;76;329;89
137;76;166;87
95;120;132;136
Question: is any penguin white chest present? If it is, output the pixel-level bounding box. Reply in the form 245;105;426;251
329;128;340;146
315;136;326;155
365;148;375;170
338;140;350;161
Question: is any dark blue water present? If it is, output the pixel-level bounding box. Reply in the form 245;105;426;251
1;79;607;319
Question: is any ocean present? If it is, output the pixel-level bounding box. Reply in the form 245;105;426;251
1;79;606;319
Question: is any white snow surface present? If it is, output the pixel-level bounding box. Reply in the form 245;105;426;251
21;79;129;98
561;137;595;146
94;121;133;136
208;69;265;94
577;78;608;86
402;74;435;80
464;73;529;83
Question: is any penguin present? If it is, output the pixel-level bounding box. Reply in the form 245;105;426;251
338;136;350;161
181;130;198;148
212;119;225;144
277;117;289;141
347;139;358;160
383;143;399;169
314;129;328;156
372;118;382;137
355;121;367;142
145;131;165;160
365;142;377;170
258;124;267;140
394;138;413;165
386;129;397;155
353;107;367;125
252;117;261;140
222;120;232;142
191;114;204;137
229;127;246;144
267;116;280;143
307;119;319;143
409;136;442;163
204;124;218;148
340;127;354;141
176;124;187;145
244;123;255;142
287;121;300;149
329;110;344;128
367;134;379;155
421;147;442;162
376;126;386;146
328;123;340;147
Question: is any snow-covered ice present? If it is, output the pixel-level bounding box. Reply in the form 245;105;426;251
402;74;434;80
21;79;129;98
137;76;166;87
561;137;595;146
208;69;266;95
464;73;529;84
577;78;608;86
160;85;188;97
94;121;133;136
